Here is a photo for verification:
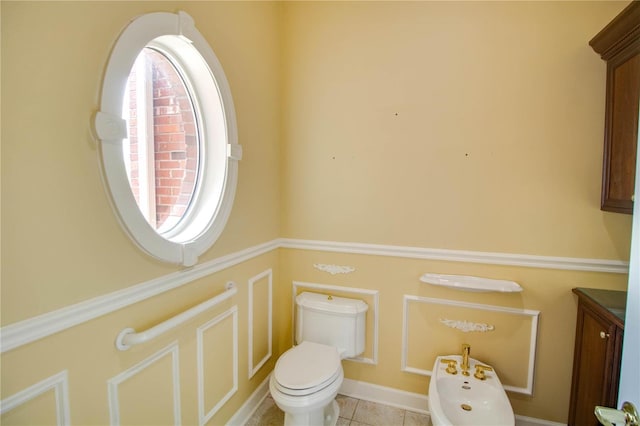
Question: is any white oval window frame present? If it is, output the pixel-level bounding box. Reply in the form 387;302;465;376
94;11;242;267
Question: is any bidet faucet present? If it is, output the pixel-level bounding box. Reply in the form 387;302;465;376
461;344;471;376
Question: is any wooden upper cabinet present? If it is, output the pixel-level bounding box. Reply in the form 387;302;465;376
590;1;640;214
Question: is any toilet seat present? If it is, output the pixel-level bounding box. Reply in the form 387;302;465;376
273;341;342;397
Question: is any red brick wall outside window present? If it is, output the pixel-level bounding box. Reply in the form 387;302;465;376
125;49;198;230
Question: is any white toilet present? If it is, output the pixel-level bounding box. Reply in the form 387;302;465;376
269;292;368;426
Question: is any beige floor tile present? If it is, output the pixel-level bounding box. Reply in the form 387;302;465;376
403;410;430;426
352;400;405;426
336;417;351;426
245;394;427;426
337;395;358;419
245;396;284;426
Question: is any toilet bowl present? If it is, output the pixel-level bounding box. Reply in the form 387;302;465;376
269;292;368;426
269;341;344;426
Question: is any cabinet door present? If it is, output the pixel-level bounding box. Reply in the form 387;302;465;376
570;307;617;426
601;51;640;213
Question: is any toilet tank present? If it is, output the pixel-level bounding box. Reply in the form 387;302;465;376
295;292;368;359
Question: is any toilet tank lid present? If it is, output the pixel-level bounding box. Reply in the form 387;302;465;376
296;292;368;314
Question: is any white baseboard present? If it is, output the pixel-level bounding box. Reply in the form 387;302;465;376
226;374;271;426
339;378;429;414
231;376;566;426
514;415;566;426
339;378;566;426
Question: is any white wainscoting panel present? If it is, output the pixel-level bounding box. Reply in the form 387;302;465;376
0;370;71;426
197;305;238;426
292;281;379;364
107;342;181;425
248;269;273;379
401;295;540;395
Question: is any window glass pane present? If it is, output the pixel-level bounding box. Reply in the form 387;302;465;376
123;48;199;233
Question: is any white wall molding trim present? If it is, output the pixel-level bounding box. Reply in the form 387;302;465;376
248;269;273;379
0;239;279;354
226;374;271;426
107;342;181;425
280;238;629;274
0;370;71;425
292;281;379;365
401;295;540;395
197;305;238;426
1;237;627;354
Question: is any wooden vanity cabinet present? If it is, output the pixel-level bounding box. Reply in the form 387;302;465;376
590;1;640;214
568;288;626;426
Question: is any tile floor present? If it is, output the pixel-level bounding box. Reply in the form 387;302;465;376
245;394;431;426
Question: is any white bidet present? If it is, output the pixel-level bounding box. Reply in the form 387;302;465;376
428;355;515;426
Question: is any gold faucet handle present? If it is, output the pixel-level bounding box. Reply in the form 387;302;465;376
474;364;493;380
440;358;458;375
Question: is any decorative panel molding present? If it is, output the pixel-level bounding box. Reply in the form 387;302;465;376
439;318;495;333
197;306;238;426
401;295;540;395
248;269;273;378
292;281;379;365
107;342;181;425
0;370;70;426
313;263;356;275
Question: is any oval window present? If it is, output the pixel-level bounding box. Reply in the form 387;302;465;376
94;12;242;266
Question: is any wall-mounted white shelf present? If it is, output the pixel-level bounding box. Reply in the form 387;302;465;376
419;273;522;293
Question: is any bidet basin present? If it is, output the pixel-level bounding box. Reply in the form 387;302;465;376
428;355;514;426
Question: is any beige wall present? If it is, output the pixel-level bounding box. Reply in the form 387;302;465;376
1;0;282;324
1;1;282;424
281;1;632;260
1;1;634;425
278;1;632;424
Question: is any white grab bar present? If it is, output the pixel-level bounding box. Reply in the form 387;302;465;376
115;281;237;351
